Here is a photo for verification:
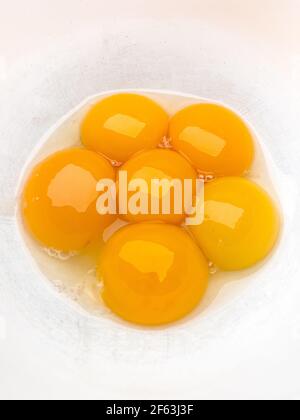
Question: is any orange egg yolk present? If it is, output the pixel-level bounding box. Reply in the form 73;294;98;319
169;103;255;177
99;223;209;326
22;148;116;252
81;93;169;163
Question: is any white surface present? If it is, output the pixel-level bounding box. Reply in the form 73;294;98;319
0;0;300;400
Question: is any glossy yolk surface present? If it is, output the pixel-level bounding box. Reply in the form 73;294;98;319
189;177;280;271
81;93;169;163
22;148;116;252
118;149;198;224
99;223;209;326
169;103;255;177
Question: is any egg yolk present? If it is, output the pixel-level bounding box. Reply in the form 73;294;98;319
99;223;209;326
81;93;169;163
118;149;198;224
22;148;116;252
169;103;255;177
189;177;280;271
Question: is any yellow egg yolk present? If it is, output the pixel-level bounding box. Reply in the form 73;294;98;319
117;149;198;224
81;93;169;163
98;223;209;326
169;103;255;177
189;177;280;271
22;148;116;252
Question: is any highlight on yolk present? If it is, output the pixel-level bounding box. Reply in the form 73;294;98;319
98;223;209;326
81;93;169;163
169;103;255;177
22;148;116;252
189;177;280;271
118;149;198;224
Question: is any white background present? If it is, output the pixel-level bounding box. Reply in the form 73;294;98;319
0;0;300;400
